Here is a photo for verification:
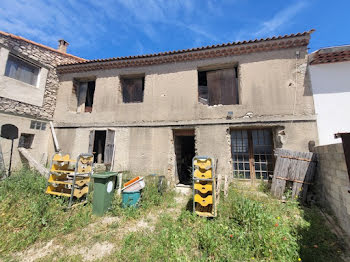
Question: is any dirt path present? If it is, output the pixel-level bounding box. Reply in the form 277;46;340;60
16;193;190;262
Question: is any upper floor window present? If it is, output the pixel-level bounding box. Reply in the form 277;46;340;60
75;80;96;113
198;67;239;106
5;54;39;86
121;76;144;103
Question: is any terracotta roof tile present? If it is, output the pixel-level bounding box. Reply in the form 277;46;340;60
310;49;350;65
60;29;315;67
0;31;86;61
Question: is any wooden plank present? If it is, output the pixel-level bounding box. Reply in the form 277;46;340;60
280;155;314;162
0;142;6;178
207;71;221;106
271;149;316;200
247;130;256;184
224;174;229;198
104;129;115;165
271;149;287;198
18;147;49;178
88;130;95;154
77;82;87;113
50;121;60;152
221;68;236;105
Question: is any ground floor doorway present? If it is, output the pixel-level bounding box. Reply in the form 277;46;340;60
174;129;195;185
93;131;106;164
88;129;115;169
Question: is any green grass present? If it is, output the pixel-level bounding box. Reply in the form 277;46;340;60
0;170;346;262
109;185;345;262
0;168;93;259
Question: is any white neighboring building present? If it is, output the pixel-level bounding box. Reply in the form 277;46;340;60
309;46;350;145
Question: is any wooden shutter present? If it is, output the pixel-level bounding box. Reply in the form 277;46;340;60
133;78;144;102
104;129;115;165
221;68;237;105
77;82;88;112
88;130;95;154
122;78;144;102
207;71;221;106
207;69;237;105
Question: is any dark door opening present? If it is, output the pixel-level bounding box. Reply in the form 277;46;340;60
93;131;106;164
174;130;195;185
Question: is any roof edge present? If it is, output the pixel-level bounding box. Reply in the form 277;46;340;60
60;29;315;67
309;44;350;65
57;30;314;74
0;31;86;61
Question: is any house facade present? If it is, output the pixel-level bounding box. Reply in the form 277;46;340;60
309;45;350;145
52;30;318;185
0;31;84;173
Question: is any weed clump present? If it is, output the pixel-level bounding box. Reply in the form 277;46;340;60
113;187;344;262
109;176;175;219
0;168;92;256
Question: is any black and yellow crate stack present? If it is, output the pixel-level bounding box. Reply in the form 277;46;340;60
46;153;94;207
192;156;216;218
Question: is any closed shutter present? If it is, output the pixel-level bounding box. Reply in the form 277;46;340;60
77;82;88;113
207;69;238;105
104;129;115;165
207;71;221;106
88;130;95;154
122;78;144;102
221;68;237;105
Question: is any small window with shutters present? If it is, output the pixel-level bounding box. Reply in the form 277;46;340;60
121;76;145;103
74;79;95;113
198;67;239;106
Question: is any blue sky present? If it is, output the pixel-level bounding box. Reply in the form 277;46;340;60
0;0;349;60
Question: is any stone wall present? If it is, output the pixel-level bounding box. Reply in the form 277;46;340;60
0;33;82;120
314;143;350;239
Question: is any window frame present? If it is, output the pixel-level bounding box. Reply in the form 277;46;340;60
120;75;145;103
74;79;96;113
4;53;40;87
18;133;35;149
231;128;275;181
197;65;239;106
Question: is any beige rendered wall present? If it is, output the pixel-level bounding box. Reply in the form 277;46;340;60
55;120;317;183
0;113;51;171
314;143;350;242
54;45;314;126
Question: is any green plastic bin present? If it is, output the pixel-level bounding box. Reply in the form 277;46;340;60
122;191;141;208
92;172;118;216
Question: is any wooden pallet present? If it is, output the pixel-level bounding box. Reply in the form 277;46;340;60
271;149;317;202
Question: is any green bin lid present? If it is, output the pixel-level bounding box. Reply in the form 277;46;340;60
92;172;118;179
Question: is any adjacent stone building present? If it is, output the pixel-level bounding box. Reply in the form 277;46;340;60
0;31;84;172
52;30;318;186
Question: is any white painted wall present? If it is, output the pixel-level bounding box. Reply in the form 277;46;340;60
310;61;350;145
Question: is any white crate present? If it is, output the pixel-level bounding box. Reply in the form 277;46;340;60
122;177;145;192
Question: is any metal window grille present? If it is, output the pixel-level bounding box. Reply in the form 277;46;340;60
231;129;274;180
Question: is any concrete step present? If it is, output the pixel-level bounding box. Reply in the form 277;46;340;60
175;184;192;195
